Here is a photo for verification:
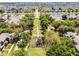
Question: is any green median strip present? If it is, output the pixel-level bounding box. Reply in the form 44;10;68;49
28;48;46;56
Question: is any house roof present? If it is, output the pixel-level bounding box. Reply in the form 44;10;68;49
0;33;11;42
65;32;79;51
75;45;79;51
0;18;5;22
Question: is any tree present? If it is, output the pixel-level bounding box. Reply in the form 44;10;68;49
17;40;26;48
75;20;79;27
75;9;78;13
46;37;78;56
10;22;17;29
21;32;31;42
62;14;67;20
52;20;76;29
44;30;60;50
20;14;34;30
14;28;23;35
58;25;75;33
64;20;76;27
40;15;50;30
20;21;27;30
12;49;28;56
0;27;14;33
0;22;7;28
52;7;55;11
52;20;63;29
59;7;62;12
17;32;31;48
0;9;4;13
67;8;73;12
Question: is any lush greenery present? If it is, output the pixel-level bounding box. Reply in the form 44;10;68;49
46;37;78;56
28;48;46;56
44;30;60;50
1;8;79;56
40;14;50;30
0;27;14;33
17;32;31;48
12;49;28;56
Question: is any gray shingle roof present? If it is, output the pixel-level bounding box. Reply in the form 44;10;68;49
0;33;11;42
64;32;79;51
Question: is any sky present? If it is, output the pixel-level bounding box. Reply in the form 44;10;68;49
0;0;79;2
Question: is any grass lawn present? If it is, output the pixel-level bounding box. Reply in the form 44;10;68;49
28;48;46;56
7;43;16;56
0;49;9;56
0;44;13;56
5;44;12;49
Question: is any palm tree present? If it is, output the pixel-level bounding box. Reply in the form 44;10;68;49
11;22;16;29
0;9;4;14
75;9;78;13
